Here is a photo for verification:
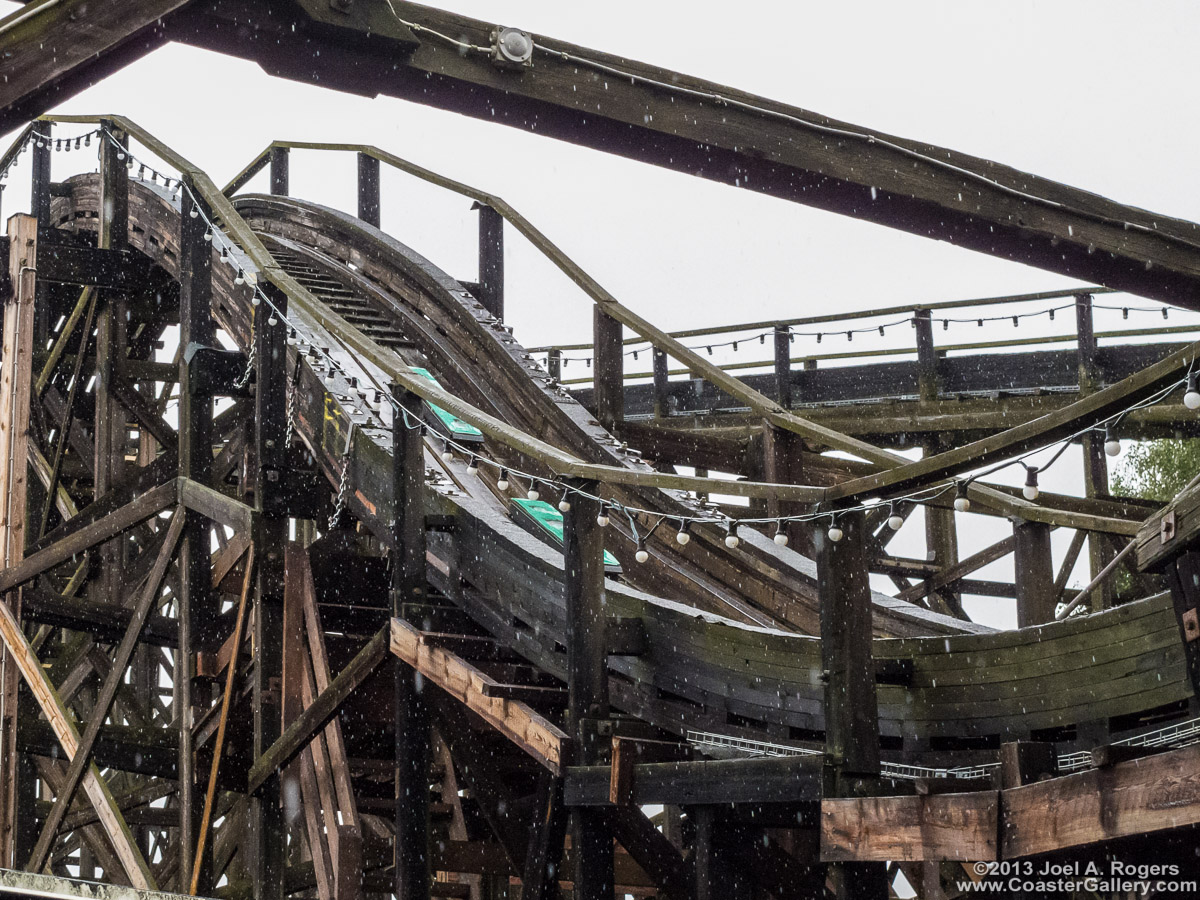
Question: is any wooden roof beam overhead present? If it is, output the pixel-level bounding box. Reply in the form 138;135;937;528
156;0;1200;306
7;2;1200;301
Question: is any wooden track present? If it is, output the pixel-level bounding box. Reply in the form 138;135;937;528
42;175;1195;766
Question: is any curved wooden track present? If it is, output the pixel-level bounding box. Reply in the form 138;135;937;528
44;175;1191;763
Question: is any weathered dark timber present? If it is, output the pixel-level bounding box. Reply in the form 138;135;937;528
1014;521;1055;627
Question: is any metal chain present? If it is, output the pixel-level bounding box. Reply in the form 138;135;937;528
284;379;297;448
233;336;256;390
327;452;352;531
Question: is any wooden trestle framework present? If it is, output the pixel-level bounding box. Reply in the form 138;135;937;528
5;4;1200;900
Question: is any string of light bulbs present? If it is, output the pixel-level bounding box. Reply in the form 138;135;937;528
43;127;1200;560
546;300;1188;368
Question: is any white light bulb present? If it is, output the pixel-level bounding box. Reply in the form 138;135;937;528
1105;437;1121;457
1187;390;1200;411
887;513;904;530
635;548;649;563
203;230;212;242
441;450;454;462
1023;484;1039;501
827;525;844;543
497;474;509;491
527;488;539;501
189;207;199;219
596;513;610;527
676;530;690;546
558;498;571;512
774;531;789;546
466;461;479;476
235;272;245;285
954;497;971;513
725;533;740;549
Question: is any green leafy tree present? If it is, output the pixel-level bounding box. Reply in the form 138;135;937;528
1111;439;1200;502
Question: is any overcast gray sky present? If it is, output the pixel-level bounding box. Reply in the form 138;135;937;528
4;0;1198;626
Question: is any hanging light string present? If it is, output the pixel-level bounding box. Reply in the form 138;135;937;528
75;128;1200;556
547;300;1190;367
0;126;103;185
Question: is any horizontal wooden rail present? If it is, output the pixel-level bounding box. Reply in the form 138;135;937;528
528;286;1124;353
554;325;1200;386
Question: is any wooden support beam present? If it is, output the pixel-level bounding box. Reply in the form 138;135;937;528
476;203;504;321
27;508;185;875
895;535;1015;604
0;213;36;869
389;618;567;774
651;348;670;419
0;477;178;594
190;545;254;896
773;324;791;408
1076;293;1117;611
999;741;1056;788
393;386;431;900
565;756;822;807
246;626;388;796
817;509;886;899
818;510;880;781
1137;479;1200;573
269;146;289;196
593;309;624;432
357;151;380;228
1053;529;1088;604
601;805;693;900
1164;551;1200;701
0;571;156;888
821;793;999;863
251;286;288;900
1014;520;1055;626
29;123;51;228
562;478;612;900
522;773;568;900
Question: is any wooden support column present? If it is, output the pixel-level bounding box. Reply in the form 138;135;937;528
816;509;886;899
357;152;381;228
251;285;288;900
94;120;128;608
29;123;51;228
547;349;562;383
773;324;792;408
563;478;613;900
476;203;504;321
593;308;624;432
1014;520;1055;627
652;347;670;419
269;147;289;196
178;181;216;892
522;772;567;900
392;386;431;900
763;424;807;551
0;214;36;868
915;309;961;609
1076;292;1116;609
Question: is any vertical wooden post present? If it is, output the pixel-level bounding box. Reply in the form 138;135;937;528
29;123;51;228
1165;551;1200;702
1014;520;1055;626
269;147;289;196
763;424;806;551
1076;292;1116;609
522;772;567;900
95;121;128;606
913;309;939;403
251;286;288;900
476;204;504;321
816;509;886;899
392;386;431;900
547;349;562;383
593;308;624;432
178;182;216;892
0;214;36;867
652;347;670;419
358;153;381;228
773;324;791;408
563;479;613;900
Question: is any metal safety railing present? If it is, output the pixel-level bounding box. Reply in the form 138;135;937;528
690;714;1200;781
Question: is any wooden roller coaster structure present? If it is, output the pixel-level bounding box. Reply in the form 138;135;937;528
4;3;1200;900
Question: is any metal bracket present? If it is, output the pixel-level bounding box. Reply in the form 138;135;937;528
1162;510;1176;545
1184;607;1200;643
